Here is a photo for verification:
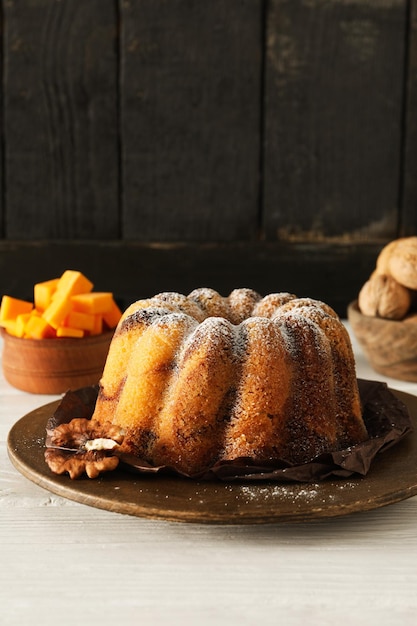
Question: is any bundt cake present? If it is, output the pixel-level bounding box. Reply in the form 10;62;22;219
90;288;368;475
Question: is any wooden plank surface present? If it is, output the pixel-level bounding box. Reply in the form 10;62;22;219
263;0;407;242
0;240;381;317
4;0;119;239
2;332;417;625
121;0;262;241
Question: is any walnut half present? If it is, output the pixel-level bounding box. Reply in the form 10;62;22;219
45;447;120;479
45;418;124;479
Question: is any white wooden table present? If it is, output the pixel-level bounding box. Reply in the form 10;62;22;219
1;325;417;626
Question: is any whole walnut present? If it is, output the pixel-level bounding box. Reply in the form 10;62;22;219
358;273;411;320
376;239;403;275
388;237;417;289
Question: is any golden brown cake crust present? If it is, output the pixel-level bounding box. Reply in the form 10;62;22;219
91;289;367;474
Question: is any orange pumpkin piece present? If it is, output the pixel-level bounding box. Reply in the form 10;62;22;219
103;300;122;328
15;313;33;338
54;270;93;299
34;278;59;311
56;327;84;338
0;296;33;326
1;319;18;335
65;311;95;332
43;295;73;329
71;292;114;315
1;270;119;340
25;315;56;339
90;315;103;336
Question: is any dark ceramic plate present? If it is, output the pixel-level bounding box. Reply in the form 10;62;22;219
7;389;417;524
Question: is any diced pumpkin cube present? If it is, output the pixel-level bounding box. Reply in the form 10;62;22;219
0;295;33;324
71;292;114;315
43;295;73;329
103;299;122;329
56;326;84;338
25;315;56;339
65;311;95;332
90;315;103;336
15;312;32;338
34;278;59;311
1;270;116;341
1;319;18;336
55;270;93;299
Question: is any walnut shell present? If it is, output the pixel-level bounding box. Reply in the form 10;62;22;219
375;239;404;275
358;274;411;320
45;417;124;479
388;237;417;289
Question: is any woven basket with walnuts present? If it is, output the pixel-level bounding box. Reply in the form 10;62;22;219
358;237;417;321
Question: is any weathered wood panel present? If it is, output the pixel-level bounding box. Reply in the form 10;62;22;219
121;0;262;241
0;240;381;317
4;0;119;239
402;0;417;234
0;0;415;312
0;18;3;240
263;0;407;242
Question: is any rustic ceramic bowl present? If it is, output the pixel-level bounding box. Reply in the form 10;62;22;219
347;300;417;382
1;329;113;394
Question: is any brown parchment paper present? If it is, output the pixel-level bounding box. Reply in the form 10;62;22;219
45;379;413;482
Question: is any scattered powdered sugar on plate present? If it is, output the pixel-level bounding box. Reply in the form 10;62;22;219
229;480;362;505
236;484;319;503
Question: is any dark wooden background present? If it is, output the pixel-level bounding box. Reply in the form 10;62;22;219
1;0;416;316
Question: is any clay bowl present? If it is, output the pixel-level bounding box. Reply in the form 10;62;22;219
347;300;417;382
1;329;113;394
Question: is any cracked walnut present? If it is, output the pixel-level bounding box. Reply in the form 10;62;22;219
45;418;125;479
